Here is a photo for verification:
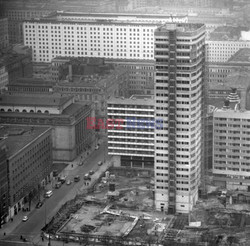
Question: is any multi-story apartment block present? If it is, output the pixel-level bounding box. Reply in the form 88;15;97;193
107;95;155;169
154;23;206;214
23;11;188;63
0;18;9;50
206;26;250;63
0;139;8;226
0;94;94;161
213;106;250;192
0;125;53;219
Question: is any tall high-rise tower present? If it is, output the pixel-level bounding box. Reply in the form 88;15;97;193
154;23;206;214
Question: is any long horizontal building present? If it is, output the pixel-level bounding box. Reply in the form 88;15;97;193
23;11;188;63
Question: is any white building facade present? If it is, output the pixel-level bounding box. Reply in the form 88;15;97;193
213;108;250;192
154;23;206;214
206;40;250;63
23;12;188;63
107;95;155;169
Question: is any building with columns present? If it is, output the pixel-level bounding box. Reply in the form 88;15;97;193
0;94;94;161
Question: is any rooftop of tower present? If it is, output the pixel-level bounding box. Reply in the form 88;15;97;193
155;22;205;34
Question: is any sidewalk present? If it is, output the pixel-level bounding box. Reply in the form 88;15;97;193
0;137;110;245
0;197;40;238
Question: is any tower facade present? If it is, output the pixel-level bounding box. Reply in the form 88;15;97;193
154;23;206;213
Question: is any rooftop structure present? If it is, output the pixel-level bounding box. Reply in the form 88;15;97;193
23;11;188;63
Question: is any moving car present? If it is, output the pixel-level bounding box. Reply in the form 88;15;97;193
98;161;103;166
45;190;53;198
95;145;99;150
22;216;28;222
66;180;71;185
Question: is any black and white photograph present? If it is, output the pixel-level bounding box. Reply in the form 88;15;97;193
0;0;250;245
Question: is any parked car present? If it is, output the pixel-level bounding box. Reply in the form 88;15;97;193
58;176;66;184
22;216;28;222
89;170;94;175
74;175;80;182
52;170;58;177
98;161;103;166
35;201;44;208
55;182;62;189
84;174;91;181
95;145;99;150
66;180;71;185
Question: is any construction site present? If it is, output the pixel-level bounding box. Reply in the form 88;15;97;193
42;168;250;246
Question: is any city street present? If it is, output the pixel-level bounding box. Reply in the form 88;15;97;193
0;141;109;245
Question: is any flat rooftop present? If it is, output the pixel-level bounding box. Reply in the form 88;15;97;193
214;108;250;118
208;26;249;41
9;78;54;87
24;11;189;26
0;94;73;107
155;22;205;33
108;95;154;107
0;125;51;157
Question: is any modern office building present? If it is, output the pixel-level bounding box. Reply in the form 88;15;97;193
23;11;188;63
107;95;155;169
213;106;250;192
0;94;94;161
154;23;206;213
212;67;250;191
0;125;53;219
0;138;8;226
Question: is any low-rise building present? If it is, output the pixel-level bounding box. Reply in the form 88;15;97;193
107;95;155;169
0;94;94;161
0;125;52;219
